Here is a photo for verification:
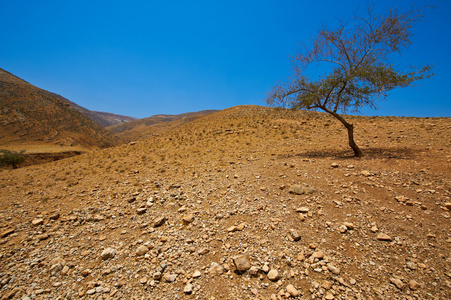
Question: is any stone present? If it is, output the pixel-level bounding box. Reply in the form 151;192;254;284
182;214;195;224
0;228;14;238
192;270;201;278
286;284;300;297
339;225;348;233
101;248;116;260
86;289;96;295
444;203;451;210
395;196;408;203
32;218;44;226
209;262;224;275
267;269;280;281
198;248;209;255
153;216;166;227
233;254;251;272
289;184;316;195
361;170;372;177
390;278;404;290
49;212;60;220
139;277;148;284
152;272;162;280
331;163;339;168
136;208;147;215
376;233;393;241
50;263;63;275
136;245;149;256
311;251;324;259
343;222;355;229
36;233;49;240
184;283;193;294
327;264;340;275
61;265;70;275
325;293;334;300
409;279;420;290
295;207;309;213
227;225;237;232
236;223;245;231
249;266;259;276
289;229;301;241
406;261;418;270
163;274;177;282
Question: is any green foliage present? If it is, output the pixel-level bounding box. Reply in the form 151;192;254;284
0;149;26;169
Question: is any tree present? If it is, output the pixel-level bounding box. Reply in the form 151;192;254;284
266;5;432;157
0;150;26;169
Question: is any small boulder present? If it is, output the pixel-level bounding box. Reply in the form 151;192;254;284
136;208;147;215
182;214;195;225
233;254;251;272
153;216;166;227
184;283;193;294
289;229;302;241
327;264;340;275
390;278;404;290
286;284;300;297
289;184;316;195
32;218;44;226
376;233;393;241
267;269;280;281
163;274;177;282
100;248;116;260
136;245;149;256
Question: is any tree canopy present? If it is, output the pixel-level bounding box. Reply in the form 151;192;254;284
266;5;432;157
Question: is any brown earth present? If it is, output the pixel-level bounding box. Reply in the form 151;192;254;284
0;105;450;299
106;110;218;143
0;68;118;149
49;92;137;128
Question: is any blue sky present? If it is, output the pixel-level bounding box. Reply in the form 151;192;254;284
1;0;449;118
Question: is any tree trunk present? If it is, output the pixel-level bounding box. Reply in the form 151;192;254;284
344;122;363;157
321;107;363;157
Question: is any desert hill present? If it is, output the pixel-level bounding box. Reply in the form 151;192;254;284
0;68;119;150
48;92;137;127
106;110;218;142
0;105;450;299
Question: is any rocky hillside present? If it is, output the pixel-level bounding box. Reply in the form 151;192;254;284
0;105;450;299
49;92;137;127
0;68;118;149
107;110;218;143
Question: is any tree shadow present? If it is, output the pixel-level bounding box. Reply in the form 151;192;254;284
279;147;422;160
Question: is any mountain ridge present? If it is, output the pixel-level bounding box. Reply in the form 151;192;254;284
0;67;119;149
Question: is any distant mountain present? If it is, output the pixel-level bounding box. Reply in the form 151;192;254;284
48;92;137;127
0;68;119;148
107;110;218;142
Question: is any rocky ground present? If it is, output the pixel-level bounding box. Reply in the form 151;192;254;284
0;106;450;299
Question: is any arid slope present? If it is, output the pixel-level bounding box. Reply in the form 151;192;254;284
0;105;450;299
49;92;137;127
106;110;218;142
0;68;118;149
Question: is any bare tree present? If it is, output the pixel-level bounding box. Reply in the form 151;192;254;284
266;5;432;157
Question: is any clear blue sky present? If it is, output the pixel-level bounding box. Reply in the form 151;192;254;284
1;0;449;118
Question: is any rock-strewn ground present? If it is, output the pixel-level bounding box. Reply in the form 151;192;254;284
1;106;450;299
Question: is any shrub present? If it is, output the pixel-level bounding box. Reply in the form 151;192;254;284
0;150;26;169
